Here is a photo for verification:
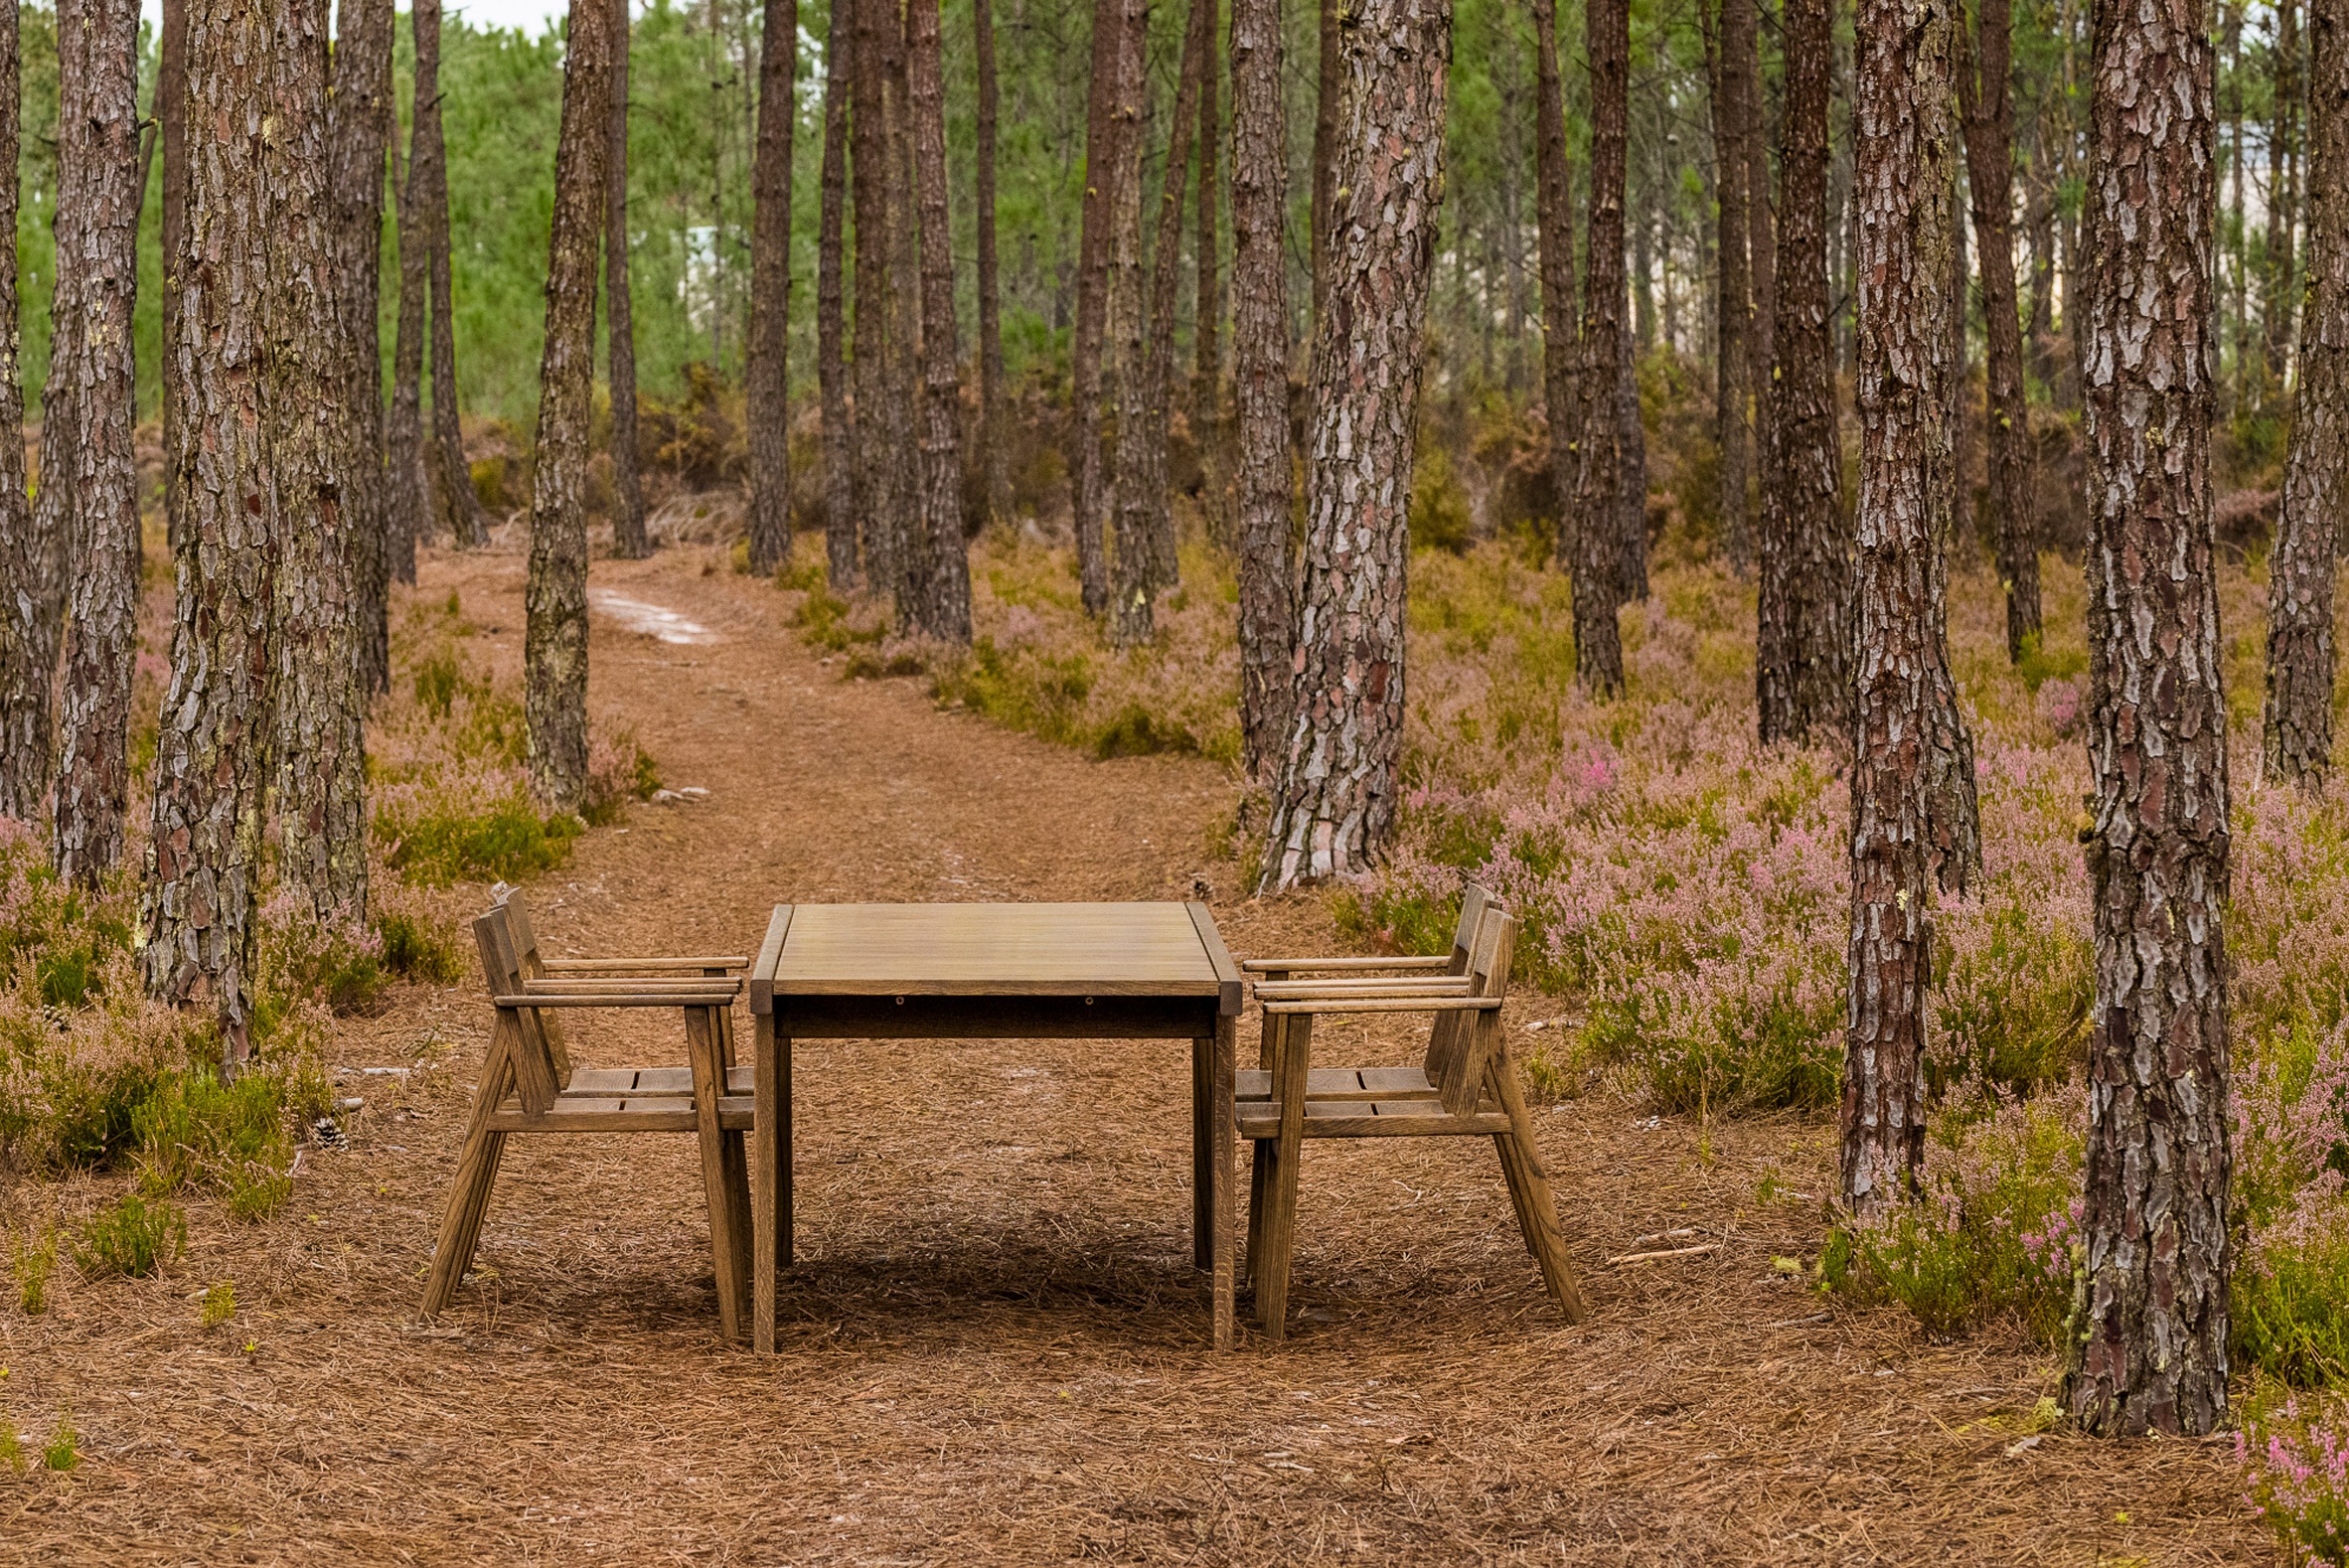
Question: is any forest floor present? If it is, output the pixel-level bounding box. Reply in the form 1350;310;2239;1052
0;542;2268;1565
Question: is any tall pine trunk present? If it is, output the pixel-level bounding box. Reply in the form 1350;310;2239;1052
160;0;186;549
1571;0;1629;696
523;0;613;814
1530;0;1578;614
387;16;429;584
2266;0;2346;788
745;0;797;576
1066;0;1131;617
906;0;971;641
419;0;487;549
2066;0;2231;1437
1193;5;1227;546
1843;0;1957;1211
1311;0;1340;323
330;0;392;699
0;0;32;824
1707;0;1756;575
1958;0;2039;663
1109;0;1210;646
882;3;926;620
2269;0;2301;393
607;0;649;559
848;0;901;606
974;0;1010;530
50;0;140;887
1260;0;1449;890
275;0;366;923
1230;0;1293;785
817;12;858;589
1616;292;1648;604
1758;0;1848;746
1746;13;1777;523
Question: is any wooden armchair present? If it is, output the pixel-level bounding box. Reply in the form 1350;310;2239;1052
1236;889;1586;1340
420;891;758;1339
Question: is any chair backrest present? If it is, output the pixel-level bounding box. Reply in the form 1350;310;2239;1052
1425;903;1516;1115
473;892;573;1112
1445;883;1492;976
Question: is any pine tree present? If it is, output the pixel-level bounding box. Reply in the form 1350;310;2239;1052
386;3;429;585
607;0;650;560
974;0;1012;531
1571;0;1629;696
1706;0;1757;575
905;0;971;641
744;0;797;577
1230;0;1294;785
330;0;393;698
0;0;31;826
817;8;859;589
848;0;902;607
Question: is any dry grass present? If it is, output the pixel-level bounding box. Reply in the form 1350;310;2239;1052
0;545;2267;1565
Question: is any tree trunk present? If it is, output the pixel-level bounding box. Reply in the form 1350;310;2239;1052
607;0;649;560
1616;287;1648;604
160;0;186;549
419;0;487;549
49;0;140;888
9;229;73;823
1231;0;1294;786
1709;0;1757;574
523;0;613;814
388;38;428;583
1311;0;1341;324
883;3;926;621
905;0;971;642
1193;7;1228;546
744;0;796;577
1109;0;1209;646
1746;9;1778;527
1569;0;1628;695
275;0;366;923
1758;0;1848;747
0;0;34;826
1958;0;2038;662
1530;0;1579;588
331;0;392;700
1259;0;1449;890
147;0;295;1057
2065;0;2231;1438
1066;0;1130;617
1099;0;1149;640
2266;0;2346;788
974;0;1010;531
817;11;858;589
1842;0;1958;1213
848;0;902;607
2269;0;2300;394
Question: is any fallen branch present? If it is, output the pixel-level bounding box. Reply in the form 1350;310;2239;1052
1631;1226;1699;1246
1606;1243;1719;1265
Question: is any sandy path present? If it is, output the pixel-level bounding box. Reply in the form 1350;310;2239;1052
0;547;2261;1565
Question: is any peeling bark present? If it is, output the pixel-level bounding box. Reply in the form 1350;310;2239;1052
1571;0;1629;696
387;11;428;583
1231;0;1293;785
905;0;971;642
330;0;393;697
2065;0;2231;1438
1261;0;1450;890
0;0;35;825
745;0;796;577
524;0;613;814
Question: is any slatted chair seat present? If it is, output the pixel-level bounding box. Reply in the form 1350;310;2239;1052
421;891;759;1339
1236;884;1587;1341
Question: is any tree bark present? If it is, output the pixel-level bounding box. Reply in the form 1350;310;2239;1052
974;0;1011;531
1067;0;1132;617
49;0;140;888
0;0;34;826
2268;0;2300;393
817;10;858;589
275;0;367;923
2065;0;2231;1438
607;0;650;559
1193;6;1228;546
419;0;487;548
1311;0;1341;324
1231;0;1294;786
1100;0;1149;640
331;0;392;699
2266;0;2345;788
388;29;428;583
1530;0;1579;592
146;0;296;1056
1958;0;2039;663
1260;0;1449;890
744;0;796;577
1616;289;1648;604
160;0;187;549
1109;0;1210;646
1843;0;1957;1213
905;0;971;642
1708;0;1757;574
882;2;926;621
848;0;903;607
1571;0;1629;696
1758;0;1848;747
524;0;613;814
1746;6;1778;525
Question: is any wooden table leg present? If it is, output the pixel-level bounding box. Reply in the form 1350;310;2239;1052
1211;1010;1235;1351
1191;1034;1212;1271
753;1011;787;1353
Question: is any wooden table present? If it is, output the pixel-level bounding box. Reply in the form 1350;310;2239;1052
744;901;1243;1351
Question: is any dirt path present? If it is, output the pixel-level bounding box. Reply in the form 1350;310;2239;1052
3;547;2260;1564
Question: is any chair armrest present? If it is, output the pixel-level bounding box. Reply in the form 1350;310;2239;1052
1260;996;1502;1016
1238;955;1455;974
1251;978;1475;1000
523;977;743;996
497;992;738;1008
539;957;750;973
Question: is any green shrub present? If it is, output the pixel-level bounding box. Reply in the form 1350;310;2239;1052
76;1192;186;1278
0;1417;21;1477
132;1068;293;1209
200;1281;236;1329
793;584;887;652
41;1410;75;1473
41;1059;160;1173
373;907;466;985
1409;445;1475;553
412;648;465;719
2237;1231;2349;1388
12;1223;56;1314
378;782;581;886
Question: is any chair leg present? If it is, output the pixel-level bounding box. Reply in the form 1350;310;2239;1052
1243;1138;1270;1288
687;1007;752;1343
1257;1014;1313;1342
1488;1051;1587;1323
421;1035;520;1315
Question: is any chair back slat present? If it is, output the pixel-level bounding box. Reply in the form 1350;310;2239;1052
497;892;573;1086
1423;885;1496;1086
1433;909;1515;1115
1446;883;1491;975
474;902;565;1114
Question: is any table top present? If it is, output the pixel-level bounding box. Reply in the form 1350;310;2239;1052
748;901;1241;1013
